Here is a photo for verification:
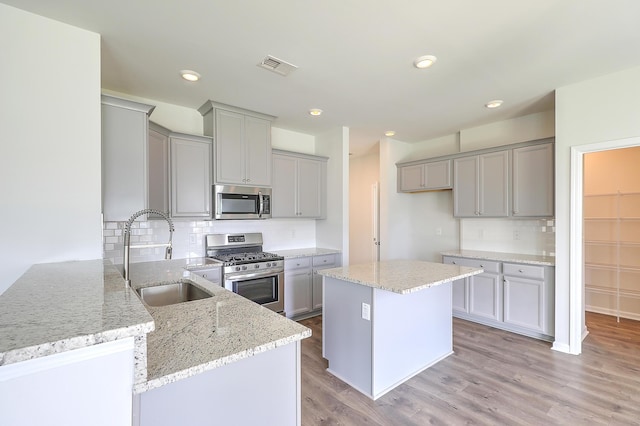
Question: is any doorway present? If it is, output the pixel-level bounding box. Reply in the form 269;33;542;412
569;136;640;353
583;147;640;323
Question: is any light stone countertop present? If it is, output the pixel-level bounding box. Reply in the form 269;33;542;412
318;260;483;294
271;247;341;259
441;250;555;266
128;260;311;394
0;260;154;367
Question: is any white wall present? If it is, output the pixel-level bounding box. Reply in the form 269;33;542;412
272;127;315;154
379;138;415;261
315;127;349;265
556;65;640;353
460;110;555;151
0;5;102;295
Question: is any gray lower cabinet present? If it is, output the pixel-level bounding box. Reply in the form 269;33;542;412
284;257;313;318
272;150;327;218
503;262;554;333
169;133;212;218
101;95;155;221
453;151;509;217
443;255;554;340
398;159;451;192
285;253;339;319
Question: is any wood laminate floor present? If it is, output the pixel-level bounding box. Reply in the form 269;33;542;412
299;312;640;425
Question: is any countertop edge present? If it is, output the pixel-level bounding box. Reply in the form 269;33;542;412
441;250;555;266
134;328;311;394
271;247;341;259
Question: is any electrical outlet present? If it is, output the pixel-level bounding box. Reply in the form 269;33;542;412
513;229;520;240
435;227;442;236
189;234;197;245
362;303;371;321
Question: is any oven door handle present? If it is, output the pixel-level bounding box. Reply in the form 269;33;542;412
225;270;281;281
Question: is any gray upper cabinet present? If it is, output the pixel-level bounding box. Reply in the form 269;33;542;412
101;95;155;221
272;150;327;218
454;151;509;217
398;159;451;192
170;133;212;218
512;142;554;217
199;101;275;187
148;122;171;217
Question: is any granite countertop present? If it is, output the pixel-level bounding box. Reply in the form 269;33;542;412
271;247;341;259
0;257;311;395
441;250;555;266
128;260;311;394
318;260;483;294
0;260;154;366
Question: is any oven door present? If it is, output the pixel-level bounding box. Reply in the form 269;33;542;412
225;270;284;314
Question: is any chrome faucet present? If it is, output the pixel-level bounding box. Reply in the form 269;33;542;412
123;209;174;288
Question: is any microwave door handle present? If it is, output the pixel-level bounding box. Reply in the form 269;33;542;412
258;191;264;218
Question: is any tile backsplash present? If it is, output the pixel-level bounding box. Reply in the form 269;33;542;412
103;219;317;265
460;218;555;256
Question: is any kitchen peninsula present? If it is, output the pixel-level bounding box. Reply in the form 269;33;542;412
319;260;482;400
0;259;310;426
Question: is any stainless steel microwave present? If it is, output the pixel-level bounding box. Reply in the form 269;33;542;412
212;184;271;220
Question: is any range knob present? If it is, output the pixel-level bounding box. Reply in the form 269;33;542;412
266;262;271;267
241;265;248;271
235;266;241;272
254;264;260;269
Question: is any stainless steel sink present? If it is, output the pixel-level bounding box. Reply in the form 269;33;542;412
136;281;213;307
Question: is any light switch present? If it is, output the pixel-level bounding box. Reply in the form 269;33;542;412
362;302;371;321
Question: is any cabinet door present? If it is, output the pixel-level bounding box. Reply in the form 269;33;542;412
451;278;469;314
469;272;502;321
170;136;212;218
284;269;312;318
453;156;479;217
215;109;245;184
297;158;323;218
503;275;544;332
424;160;452;190
512;143;553;217
312;271;323;311
478;151;509;217
272;154;297;217
399;164;424;192
102;103;149;221
148;126;170;216
244;116;271;186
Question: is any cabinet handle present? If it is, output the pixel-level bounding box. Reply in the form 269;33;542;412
452;261;456;264
519;269;524;273
480;264;484;268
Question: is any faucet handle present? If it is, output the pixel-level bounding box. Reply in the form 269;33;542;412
165;246;173;260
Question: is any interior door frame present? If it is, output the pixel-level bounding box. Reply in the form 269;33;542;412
569;136;640;354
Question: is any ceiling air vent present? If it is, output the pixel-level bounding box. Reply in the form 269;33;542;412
258;55;298;76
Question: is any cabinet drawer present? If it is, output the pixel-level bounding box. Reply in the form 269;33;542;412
285;257;311;270
443;257;500;274
503;263;545;280
313;254;337;268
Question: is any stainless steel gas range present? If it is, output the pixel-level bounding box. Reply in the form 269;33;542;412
205;233;285;315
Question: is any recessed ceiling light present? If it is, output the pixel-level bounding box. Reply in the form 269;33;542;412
385;131;396;137
413;55;437;69
180;70;201;82
309;108;323;116
485;99;504;109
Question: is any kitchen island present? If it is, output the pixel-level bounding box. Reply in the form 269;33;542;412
319;260;482;400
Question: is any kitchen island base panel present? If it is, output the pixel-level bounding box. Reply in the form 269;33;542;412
323;276;453;400
134;341;301;426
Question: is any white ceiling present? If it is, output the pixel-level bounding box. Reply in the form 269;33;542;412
5;0;640;155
